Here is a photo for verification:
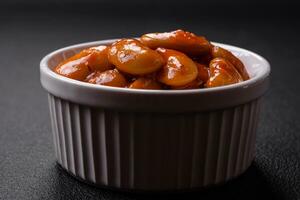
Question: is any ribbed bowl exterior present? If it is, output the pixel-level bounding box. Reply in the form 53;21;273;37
48;94;262;191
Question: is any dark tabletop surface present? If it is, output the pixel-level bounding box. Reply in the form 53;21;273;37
0;2;300;200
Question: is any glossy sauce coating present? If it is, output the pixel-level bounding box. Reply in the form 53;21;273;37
108;39;164;75
157;48;198;87
141;29;211;56
206;58;243;88
193;53;213;66
129;77;162;89
171;78;203;89
195;63;210;83
86;69;127;87
53;29;249;90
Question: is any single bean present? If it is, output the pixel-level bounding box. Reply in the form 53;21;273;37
157;48;198;87
141;29;211;56
54;56;90;81
86;69;127;88
211;46;250;80
83;45;113;72
108;39;164;75
206;58;243;88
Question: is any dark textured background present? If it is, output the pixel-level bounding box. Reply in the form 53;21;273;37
0;1;300;199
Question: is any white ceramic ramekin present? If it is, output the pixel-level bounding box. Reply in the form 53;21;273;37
40;39;270;191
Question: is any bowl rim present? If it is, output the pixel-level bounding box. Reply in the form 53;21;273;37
40;39;270;95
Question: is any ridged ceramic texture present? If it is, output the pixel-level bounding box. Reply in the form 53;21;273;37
48;94;262;191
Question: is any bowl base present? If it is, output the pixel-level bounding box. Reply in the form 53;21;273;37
56;161;252;194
